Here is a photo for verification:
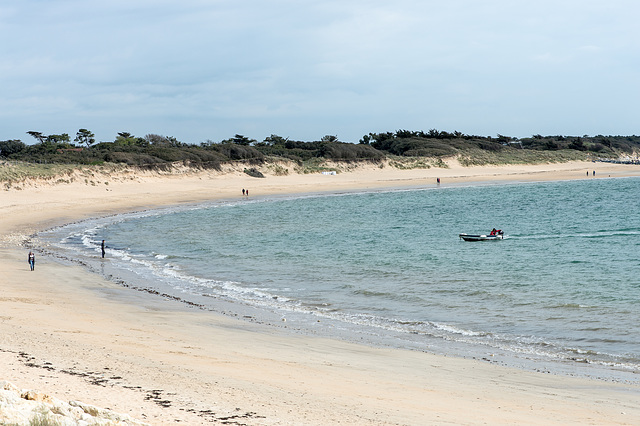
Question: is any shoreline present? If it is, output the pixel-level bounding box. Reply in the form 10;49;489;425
2;160;640;425
36;178;640;387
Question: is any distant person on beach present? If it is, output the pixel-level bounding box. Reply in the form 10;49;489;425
246;189;249;196
437;177;440;184
242;188;245;196
587;171;589;176
101;240;106;258
28;251;35;271
593;170;596;176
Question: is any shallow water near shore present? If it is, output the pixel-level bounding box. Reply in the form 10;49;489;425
41;177;640;382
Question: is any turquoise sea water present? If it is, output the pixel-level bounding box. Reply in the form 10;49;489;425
42;177;640;381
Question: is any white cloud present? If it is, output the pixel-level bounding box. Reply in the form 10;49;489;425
1;0;640;143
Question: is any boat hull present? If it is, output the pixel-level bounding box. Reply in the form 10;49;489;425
459;233;503;241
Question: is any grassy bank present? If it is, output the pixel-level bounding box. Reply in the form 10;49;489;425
0;162;80;188
456;148;593;166
1;152;599;189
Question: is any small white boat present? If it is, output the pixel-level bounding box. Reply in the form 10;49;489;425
459;230;504;241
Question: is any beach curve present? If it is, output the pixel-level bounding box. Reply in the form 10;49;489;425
2;160;640;425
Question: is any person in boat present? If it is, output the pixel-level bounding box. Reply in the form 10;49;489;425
490;228;497;236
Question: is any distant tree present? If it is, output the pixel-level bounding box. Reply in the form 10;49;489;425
145;134;165;145
46;133;71;145
114;132;143;146
165;136;184;147
368;132;395;150
232;134;255;146
200;139;218;148
545;140;559;150
0;139;26;157
75;128;95;148
395;130;414;139
26;131;46;144
321;135;338;142
263;134;288;146
427;129;440;138
496;134;511;144
145;134;184;147
359;134;371;144
135;137;149;147
569;139;586;151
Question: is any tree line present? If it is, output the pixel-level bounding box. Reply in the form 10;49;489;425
1;129;639;168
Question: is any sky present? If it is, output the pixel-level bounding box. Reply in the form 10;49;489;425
1;0;639;144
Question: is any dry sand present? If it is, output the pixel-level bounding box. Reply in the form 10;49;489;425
1;160;640;425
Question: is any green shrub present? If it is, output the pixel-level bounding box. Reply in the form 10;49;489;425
244;167;265;178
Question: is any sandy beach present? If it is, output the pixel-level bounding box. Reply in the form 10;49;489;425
2;159;640;425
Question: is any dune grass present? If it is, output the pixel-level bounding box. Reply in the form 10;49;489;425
456;148;593;166
0;161;80;186
388;156;450;169
0;150;601;190
294;158;341;174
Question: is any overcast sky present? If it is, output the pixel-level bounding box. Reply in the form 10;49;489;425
2;1;639;144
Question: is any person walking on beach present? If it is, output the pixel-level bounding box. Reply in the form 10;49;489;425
28;251;35;271
242;188;245;196
101;240;106;258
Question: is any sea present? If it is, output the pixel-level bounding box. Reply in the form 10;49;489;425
39;176;640;383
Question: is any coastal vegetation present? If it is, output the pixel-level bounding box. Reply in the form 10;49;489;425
1;129;639;181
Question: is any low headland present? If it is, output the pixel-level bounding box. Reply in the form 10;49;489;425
1;155;640;425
